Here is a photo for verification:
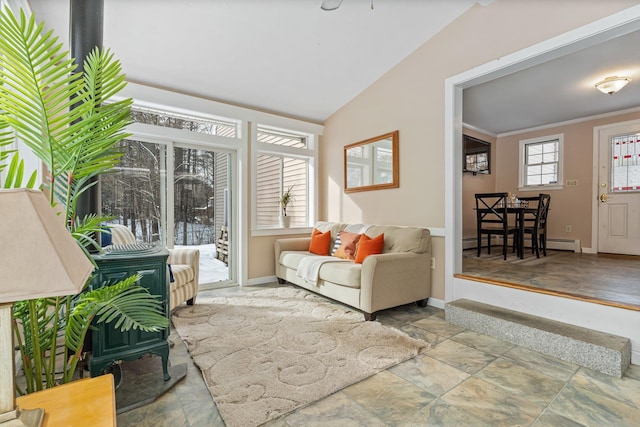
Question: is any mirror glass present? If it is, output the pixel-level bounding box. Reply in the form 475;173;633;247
344;130;399;193
463;135;491;175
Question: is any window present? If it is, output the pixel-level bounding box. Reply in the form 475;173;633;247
254;126;315;229
519;134;563;190
101;106;237;286
130;106;239;137
611;133;640;192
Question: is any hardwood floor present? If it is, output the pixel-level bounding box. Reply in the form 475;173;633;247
460;248;640;311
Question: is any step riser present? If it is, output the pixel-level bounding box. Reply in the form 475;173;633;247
445;300;631;378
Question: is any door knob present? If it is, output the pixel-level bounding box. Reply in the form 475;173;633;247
600;193;608;203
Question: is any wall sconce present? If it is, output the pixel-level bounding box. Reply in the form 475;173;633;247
595;76;631;95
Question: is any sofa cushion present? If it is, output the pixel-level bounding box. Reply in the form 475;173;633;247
279;251;314;270
314;222;349;253
366;225;430;254
318;262;361;289
355;233;384;263
333;231;361;260
279;251;361;289
309;228;332;255
169;264;194;291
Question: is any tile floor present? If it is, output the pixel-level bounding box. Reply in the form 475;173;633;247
117;284;640;427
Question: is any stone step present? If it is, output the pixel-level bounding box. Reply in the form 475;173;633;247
445;299;631;378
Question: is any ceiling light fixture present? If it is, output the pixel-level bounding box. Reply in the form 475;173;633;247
321;0;343;11
595;76;631;95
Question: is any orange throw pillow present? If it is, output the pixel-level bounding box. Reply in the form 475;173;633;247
354;233;384;264
333;231;362;260
309;228;331;255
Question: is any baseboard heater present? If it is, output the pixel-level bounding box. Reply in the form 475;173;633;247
463;236;581;253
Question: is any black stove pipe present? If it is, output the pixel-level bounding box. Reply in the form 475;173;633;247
70;0;104;223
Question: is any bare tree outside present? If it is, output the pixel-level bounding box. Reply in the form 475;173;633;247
100;108;234;283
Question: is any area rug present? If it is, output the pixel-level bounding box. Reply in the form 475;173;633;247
171;286;429;426
463;247;569;266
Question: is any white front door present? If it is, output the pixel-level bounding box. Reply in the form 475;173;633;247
597;121;640;255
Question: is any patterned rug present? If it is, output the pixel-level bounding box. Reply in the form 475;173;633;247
172;287;429;426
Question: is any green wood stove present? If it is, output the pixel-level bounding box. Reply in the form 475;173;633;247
88;244;171;381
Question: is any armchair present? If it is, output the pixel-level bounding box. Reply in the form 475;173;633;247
107;224;199;311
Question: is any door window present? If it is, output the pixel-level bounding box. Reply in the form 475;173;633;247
611;133;640;192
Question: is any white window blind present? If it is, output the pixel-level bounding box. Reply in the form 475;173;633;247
255;127;313;228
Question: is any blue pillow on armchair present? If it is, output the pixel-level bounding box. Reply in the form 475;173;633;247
168;264;175;283
100;226;112;247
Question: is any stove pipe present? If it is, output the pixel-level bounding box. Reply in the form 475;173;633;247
70;0;104;222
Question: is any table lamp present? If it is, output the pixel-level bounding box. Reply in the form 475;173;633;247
0;189;94;427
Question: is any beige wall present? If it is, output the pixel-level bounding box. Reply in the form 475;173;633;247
249;233;295;278
462;128;497;239
318;0;640;297
492;110;640;249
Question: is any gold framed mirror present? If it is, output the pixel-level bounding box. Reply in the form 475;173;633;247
344;130;399;193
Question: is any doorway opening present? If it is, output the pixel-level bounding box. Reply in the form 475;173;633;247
173;145;232;287
446;7;640;311
594;120;640;256
100;138;235;290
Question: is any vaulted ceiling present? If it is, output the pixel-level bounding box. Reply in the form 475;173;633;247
30;0;479;123
29;0;640;133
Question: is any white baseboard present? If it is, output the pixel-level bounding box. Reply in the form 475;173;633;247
427;297;445;309
462;238;478;250
464;236;581;252
246;276;278;286
547;239;581;253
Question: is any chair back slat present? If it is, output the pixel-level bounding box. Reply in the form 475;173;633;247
474;192;518;260
537;194;551;229
475;192;508;227
520;193;551;231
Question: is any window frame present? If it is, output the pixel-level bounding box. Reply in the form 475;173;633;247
518;133;564;191
251;124;317;235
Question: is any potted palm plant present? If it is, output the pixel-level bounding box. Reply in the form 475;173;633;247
279;185;294;228
0;7;167;393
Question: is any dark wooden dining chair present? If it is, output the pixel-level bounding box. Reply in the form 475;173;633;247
513;195;539;255
475;192;519;260
522;193;551;257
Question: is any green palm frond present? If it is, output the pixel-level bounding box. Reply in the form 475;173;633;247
13;298;58;359
72;49;132;176
2;152;37;188
95;286;167;332
0;125;14;173
2;7;167;392
0;9;131;210
66;275;168;352
0;9;87;176
71;213;113;256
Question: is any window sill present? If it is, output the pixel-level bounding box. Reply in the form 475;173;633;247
251;227;313;237
517;184;563;192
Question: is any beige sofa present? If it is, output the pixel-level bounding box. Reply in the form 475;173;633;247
275;222;431;320
108;224;200;311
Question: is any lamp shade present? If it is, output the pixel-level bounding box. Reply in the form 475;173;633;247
0;189;94;303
